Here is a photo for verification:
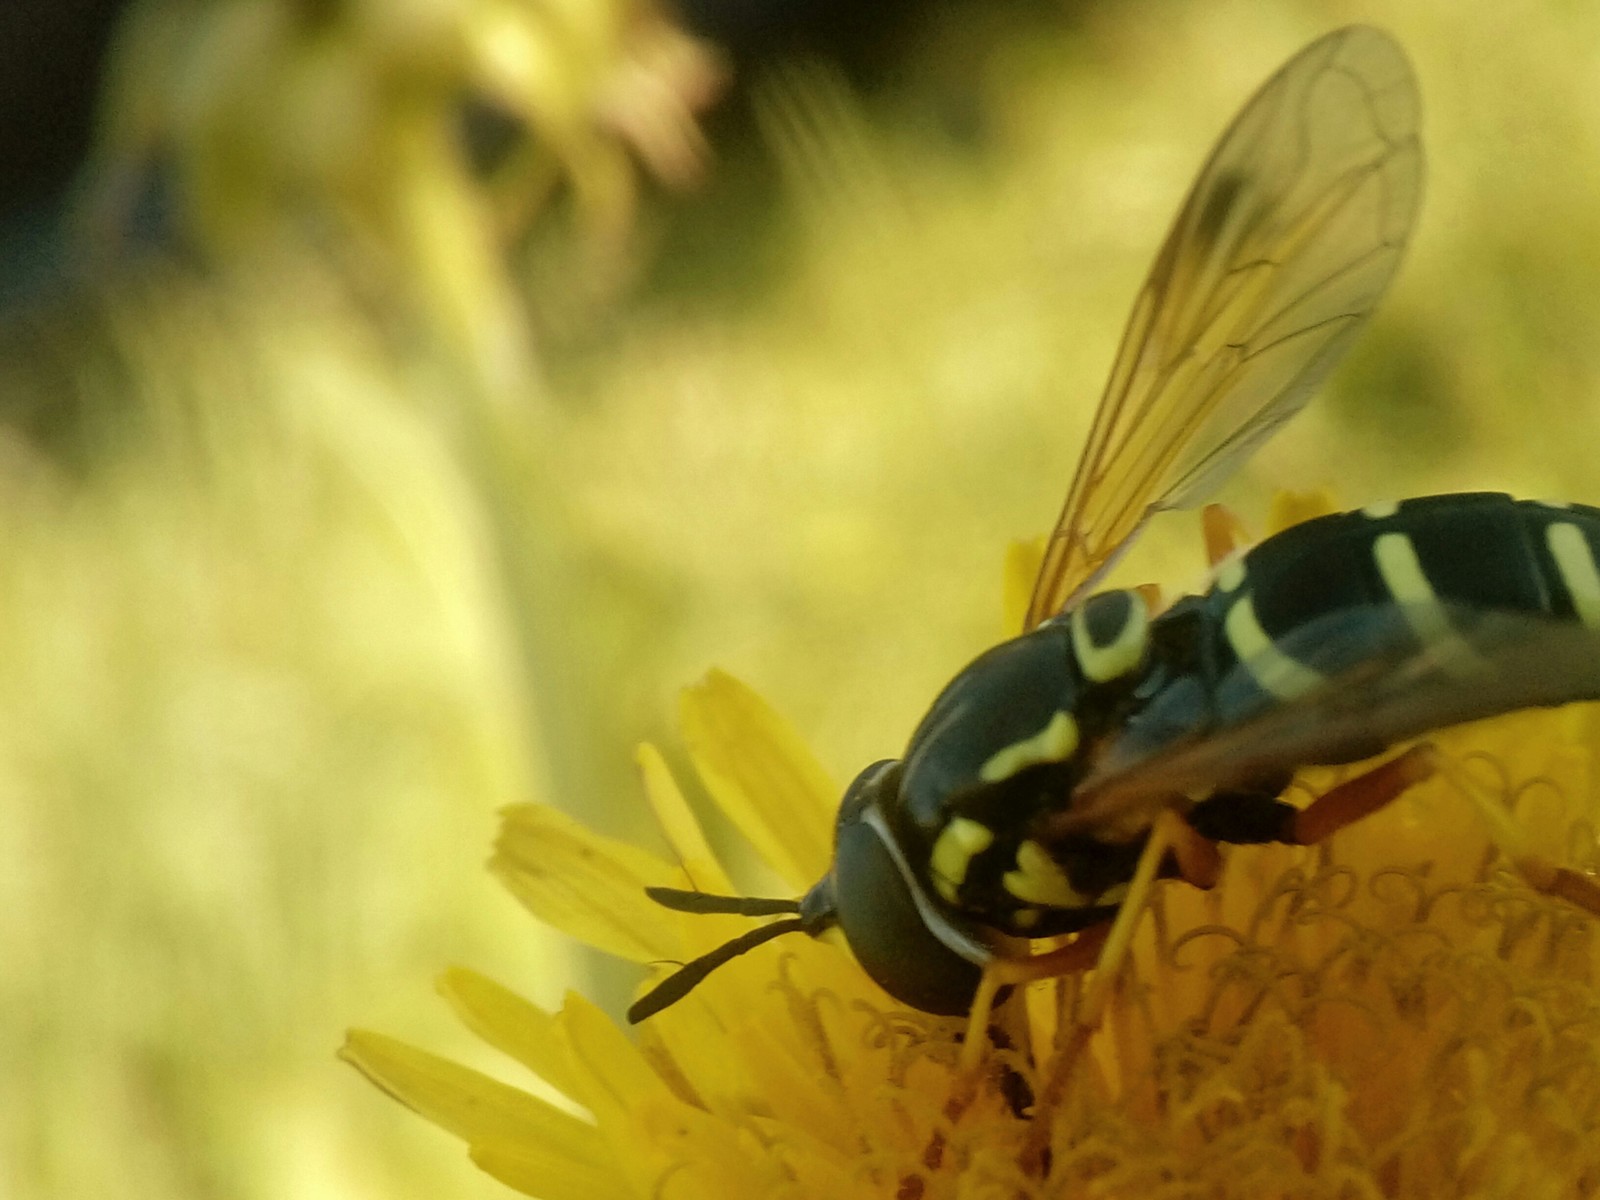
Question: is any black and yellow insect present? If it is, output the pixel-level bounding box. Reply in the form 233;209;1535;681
628;26;1600;1036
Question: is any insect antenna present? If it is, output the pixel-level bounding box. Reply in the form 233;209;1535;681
644;886;802;917
627;915;809;1022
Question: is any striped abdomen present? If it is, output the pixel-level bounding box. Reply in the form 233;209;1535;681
1198;492;1600;732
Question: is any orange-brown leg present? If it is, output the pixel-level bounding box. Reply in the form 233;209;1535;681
961;808;1228;1074
1010;760;1444;1167
1134;581;1165;613
1077;809;1219;1028
1513;858;1600;916
1291;745;1600;920
1432;756;1600;920
1202;503;1252;567
985;751;1442;1056
1168;812;1223;887
959;924;1111;1073
1011;813;1224;1171
1289;744;1438;845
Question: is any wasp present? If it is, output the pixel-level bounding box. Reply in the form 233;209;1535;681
627;26;1600;1048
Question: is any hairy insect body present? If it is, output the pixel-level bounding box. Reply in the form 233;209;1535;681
899;493;1600;942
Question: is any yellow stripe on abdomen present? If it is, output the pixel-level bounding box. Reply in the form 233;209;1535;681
1224;594;1324;700
1548;522;1600;628
1372;530;1484;675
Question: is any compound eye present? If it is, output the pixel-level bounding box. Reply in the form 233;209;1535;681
832;814;982;1015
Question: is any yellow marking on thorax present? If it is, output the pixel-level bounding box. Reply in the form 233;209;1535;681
1362;500;1399;519
1070;592;1150;682
1002;840;1090;908
978;710;1080;783
929;817;994;903
1224;594;1324;700
1547;522;1600;628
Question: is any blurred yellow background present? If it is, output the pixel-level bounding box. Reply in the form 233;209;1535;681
5;0;1600;1197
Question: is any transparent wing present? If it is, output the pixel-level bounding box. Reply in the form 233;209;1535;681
1051;608;1600;839
1025;26;1424;629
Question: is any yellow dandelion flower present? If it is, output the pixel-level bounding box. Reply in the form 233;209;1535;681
344;498;1600;1199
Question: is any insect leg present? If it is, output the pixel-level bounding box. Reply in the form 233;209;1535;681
955;811;1241;1071
1202;503;1252;567
958;924;1110;1073
1134;581;1164;613
1184;750;1435;848
971;815;1255;1115
1509;856;1600;917
1168;812;1223;887
1195;747;1600;919
1436;757;1600;920
1078;809;1219;1029
1287;744;1438;845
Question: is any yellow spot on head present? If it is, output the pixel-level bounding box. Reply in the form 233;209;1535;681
978;711;1080;784
1362;500;1399;519
930;818;994;897
1003;840;1090;908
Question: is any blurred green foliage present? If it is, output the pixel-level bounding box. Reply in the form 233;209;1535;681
6;1;1600;1197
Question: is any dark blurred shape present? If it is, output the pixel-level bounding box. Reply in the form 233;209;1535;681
460;95;530;181
0;0;131;307
0;278;148;474
672;0;926;83
672;0;1068;91
640;0;1073;314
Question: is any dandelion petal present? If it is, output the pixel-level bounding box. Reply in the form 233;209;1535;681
491;804;681;962
680;669;834;890
636;742;733;892
437;968;586;1104
470;1138;630;1200
338;1030;604;1163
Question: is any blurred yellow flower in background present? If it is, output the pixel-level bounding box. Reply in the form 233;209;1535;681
82;0;723;385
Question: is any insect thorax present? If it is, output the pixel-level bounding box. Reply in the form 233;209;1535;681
889;588;1169;937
